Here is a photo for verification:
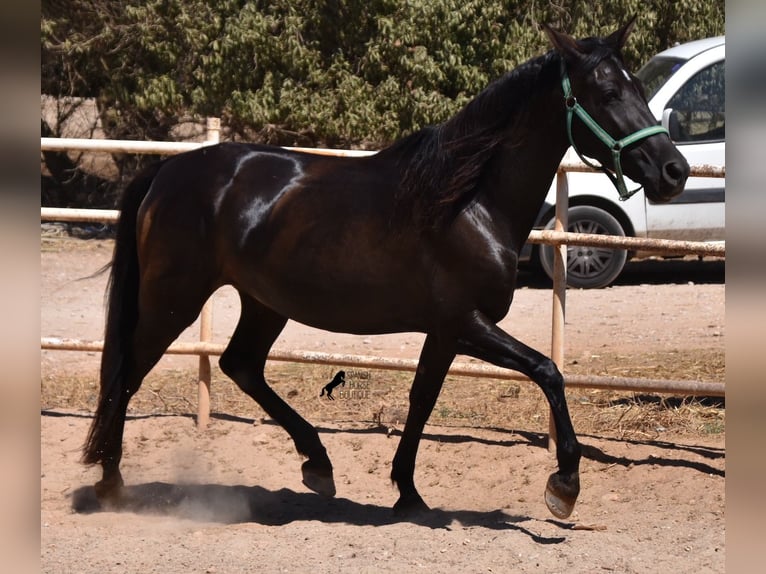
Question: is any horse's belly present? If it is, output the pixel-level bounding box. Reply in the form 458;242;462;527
254;280;427;335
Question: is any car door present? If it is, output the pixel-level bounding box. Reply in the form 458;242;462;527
645;57;725;242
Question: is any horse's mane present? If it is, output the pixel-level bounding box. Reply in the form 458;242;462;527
384;36;619;230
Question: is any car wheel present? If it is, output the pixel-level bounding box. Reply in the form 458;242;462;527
538;205;628;289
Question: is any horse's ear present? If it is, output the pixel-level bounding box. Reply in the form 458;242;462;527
606;16;637;51
542;23;583;63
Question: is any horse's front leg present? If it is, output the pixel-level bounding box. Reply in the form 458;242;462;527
457;310;581;519
390;334;456;515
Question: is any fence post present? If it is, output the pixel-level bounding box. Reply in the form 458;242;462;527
549;168;568;452
197;118;220;429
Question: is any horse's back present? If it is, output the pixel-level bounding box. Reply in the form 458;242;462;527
136;141;383;253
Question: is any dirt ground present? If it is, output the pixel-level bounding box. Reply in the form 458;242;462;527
41;235;725;573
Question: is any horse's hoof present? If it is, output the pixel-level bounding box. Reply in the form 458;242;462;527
94;475;125;509
393;493;430;517
544;471;580;519
301;461;336;497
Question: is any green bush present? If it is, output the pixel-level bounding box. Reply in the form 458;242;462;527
41;0;724;207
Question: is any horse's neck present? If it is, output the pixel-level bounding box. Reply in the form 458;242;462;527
482;87;569;250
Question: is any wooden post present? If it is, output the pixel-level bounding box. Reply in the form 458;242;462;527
197;118;220;429
549;169;568;452
197;304;213;429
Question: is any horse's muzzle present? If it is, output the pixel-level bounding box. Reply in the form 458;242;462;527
662;158;690;194
647;156;689;203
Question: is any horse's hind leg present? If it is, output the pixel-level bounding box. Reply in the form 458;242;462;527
219;293;336;497
391;334;456;514
91;280;211;505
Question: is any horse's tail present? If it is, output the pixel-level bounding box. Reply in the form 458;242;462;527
82;160;165;465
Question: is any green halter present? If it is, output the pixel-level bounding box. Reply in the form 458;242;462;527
561;62;668;200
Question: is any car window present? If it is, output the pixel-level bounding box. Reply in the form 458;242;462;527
666;61;725;143
636;56;685;101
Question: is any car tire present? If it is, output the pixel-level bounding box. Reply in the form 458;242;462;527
538;205;628;289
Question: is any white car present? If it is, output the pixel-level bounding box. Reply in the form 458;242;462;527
523;36;725;288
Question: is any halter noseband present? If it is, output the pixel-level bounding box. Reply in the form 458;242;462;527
561;61;668;200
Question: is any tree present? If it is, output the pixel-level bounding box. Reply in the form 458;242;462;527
41;0;724;207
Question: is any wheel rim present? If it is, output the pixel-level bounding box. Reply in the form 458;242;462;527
566;219;616;281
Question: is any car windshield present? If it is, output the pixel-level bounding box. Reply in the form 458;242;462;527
636;56;686;101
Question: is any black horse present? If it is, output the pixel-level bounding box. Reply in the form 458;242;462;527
83;21;688;518
320;370;346;400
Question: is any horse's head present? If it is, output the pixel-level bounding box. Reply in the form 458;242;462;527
544;19;689;203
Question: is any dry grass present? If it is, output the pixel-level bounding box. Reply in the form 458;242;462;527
41;348;725;442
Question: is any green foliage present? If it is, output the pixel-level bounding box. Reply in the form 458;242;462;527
41;0;724;205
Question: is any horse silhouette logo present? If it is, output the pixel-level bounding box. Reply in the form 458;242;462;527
320;370;346;400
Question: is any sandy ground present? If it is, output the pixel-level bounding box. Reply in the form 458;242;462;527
41;236;725;573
